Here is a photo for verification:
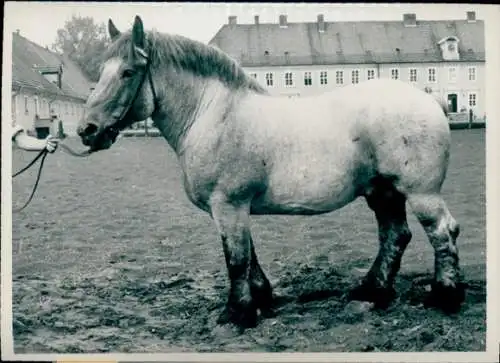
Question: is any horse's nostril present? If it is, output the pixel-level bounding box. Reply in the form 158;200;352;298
80;123;98;137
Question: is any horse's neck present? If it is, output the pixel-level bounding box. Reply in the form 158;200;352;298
152;73;238;154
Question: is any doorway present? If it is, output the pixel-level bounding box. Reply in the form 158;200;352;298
447;93;458;113
36;127;50;139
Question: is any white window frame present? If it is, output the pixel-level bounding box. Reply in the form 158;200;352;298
468;92;477;108
409;68;418;82
468;66;477;81
390;68;400;80
351;69;360;84
428;67;437;83
367;69;376;81
319;71;328;85
34;96;40;115
284;71;294;87
335;70;344;85
249;72;258;80
304;71;312;86
448;66;458;83
265;72;274;87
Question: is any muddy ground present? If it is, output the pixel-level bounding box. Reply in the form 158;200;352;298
11;129;486;353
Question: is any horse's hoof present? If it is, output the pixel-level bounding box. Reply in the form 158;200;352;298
217;304;258;329
425;282;466;314
216;308;231;325
259;306;277;318
349;282;396;310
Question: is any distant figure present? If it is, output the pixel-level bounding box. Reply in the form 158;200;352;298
469;108;474;129
12;124;58;153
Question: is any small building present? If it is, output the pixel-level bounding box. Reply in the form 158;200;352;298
209;11;485;121
11;31;94;138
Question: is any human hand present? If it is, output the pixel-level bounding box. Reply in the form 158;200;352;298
45;135;59;153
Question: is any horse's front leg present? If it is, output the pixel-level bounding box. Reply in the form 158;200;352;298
210;192;272;329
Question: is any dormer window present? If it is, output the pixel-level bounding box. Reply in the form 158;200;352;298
438;36;460;61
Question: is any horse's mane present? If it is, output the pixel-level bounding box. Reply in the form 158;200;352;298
103;30;268;95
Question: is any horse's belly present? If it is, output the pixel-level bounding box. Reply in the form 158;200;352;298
250;168;359;215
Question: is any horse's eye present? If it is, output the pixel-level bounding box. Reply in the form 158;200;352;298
122;69;135;78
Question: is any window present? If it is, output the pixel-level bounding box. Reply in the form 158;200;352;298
336;70;344;85
351;70;359;84
409;68;418;82
24;96;29;114
468;67;476;81
448;67;457;83
468;93;477;107
367;69;375;81
428;67;437;83
284;72;293;87
391;68;399;80
265;72;274;87
320;71;328;85
304;72;312;86
249;73;257;80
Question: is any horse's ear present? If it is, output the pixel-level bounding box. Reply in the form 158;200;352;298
131;15;145;49
108;19;121;41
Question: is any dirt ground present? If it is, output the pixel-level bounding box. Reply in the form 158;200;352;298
11;129;486;353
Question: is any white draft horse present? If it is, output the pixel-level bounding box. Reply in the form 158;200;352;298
77;16;464;329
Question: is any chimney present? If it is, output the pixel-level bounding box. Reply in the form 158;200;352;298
254;15;260;25
228;16;237;26
15;29;20;35
403;13;417;27
317;14;325;33
279;14;288;28
467;11;476;22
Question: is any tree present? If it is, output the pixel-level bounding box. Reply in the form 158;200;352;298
52;15;111;82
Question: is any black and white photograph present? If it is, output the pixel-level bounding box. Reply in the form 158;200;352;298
2;2;499;361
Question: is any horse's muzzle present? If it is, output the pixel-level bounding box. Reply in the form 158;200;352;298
77;122;119;151
77;122;99;144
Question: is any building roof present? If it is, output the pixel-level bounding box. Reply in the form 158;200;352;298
209;13;485;67
12;32;94;100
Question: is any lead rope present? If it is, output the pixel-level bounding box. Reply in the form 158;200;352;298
13;141;92;212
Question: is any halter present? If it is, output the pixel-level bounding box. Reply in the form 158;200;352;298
106;46;158;136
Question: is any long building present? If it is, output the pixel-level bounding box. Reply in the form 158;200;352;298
209;11;485;120
11;31;94;138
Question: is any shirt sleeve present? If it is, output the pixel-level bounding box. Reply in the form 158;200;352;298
12;124;24;141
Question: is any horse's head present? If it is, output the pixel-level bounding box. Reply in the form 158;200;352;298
77;16;156;152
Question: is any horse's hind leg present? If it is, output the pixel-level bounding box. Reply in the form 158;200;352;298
249;238;275;317
407;193;465;313
350;177;412;309
210;192;273;329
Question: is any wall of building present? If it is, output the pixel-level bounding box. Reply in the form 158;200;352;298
12;90;86;136
243;61;485;117
379;61;485;117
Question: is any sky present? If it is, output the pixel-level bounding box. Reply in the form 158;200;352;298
4;2;495;49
